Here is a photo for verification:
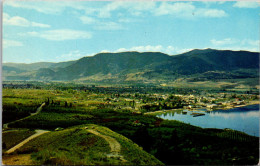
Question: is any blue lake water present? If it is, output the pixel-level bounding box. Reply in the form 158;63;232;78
157;104;259;136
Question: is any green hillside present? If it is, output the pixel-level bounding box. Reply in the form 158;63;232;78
167;49;259;74
3;49;259;84
3;61;75;72
54;51;171;80
3;125;163;165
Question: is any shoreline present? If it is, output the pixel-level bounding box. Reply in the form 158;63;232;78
144;100;259;115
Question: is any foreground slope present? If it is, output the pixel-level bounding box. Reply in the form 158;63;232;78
2;125;163;165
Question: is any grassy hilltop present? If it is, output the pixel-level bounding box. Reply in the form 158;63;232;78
3;125;163;165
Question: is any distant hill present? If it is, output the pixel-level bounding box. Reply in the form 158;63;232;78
171;49;259;72
3;49;259;85
3;66;26;74
54;51;171;80
3;61;76;72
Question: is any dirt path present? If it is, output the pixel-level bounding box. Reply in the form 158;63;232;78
5;130;50;154
31;102;45;115
87;129;121;154
86;128;127;162
3;103;45;129
2;129;20;134
2;154;33;165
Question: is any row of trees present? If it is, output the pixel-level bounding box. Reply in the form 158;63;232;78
45;97;73;107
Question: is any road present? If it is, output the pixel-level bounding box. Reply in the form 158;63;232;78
5;130;50;154
3;103;45;129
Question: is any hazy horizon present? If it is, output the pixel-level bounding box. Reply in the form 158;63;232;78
3;48;260;64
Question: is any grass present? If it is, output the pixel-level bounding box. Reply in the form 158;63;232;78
9;112;94;129
13;124;163;165
3;89;53;101
91;124;164;165
146;120;259;165
15;126;110;165
2;129;36;153
3;89;48;123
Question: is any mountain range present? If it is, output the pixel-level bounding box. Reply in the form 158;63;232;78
3;48;259;85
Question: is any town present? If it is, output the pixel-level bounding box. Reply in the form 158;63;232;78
3;81;259;114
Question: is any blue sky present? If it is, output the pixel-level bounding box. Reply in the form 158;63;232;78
3;1;260;63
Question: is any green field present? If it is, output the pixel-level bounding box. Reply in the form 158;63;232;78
2;129;36;153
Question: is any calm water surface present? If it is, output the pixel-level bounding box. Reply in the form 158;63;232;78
157;104;259;136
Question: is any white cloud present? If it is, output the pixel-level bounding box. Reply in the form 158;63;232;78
100;50;111;53
4;1;86;14
79;15;124;30
5;1;157;17
80;16;96;24
211;38;238;45
3;13;50;28
218;1;226;5
196;9;227;18
154;2;227;18
95;21;124;30
233;1;260;8
31;22;51;28
166;46;176;53
202;1;226;7
123;45;163;52
90;1;228;19
96;1;156;18
3;39;23;48
102;46;218;55
211;38;259;52
56;50;94;61
118;18;138;23
98;9;112;18
5;1;229;20
101;45;164;53
100;45;192;55
130;45;163;52
115;48;128;52
21;29;92;41
211;38;259;47
241;39;260;47
154;2;195;16
174;48;194;54
220;47;259;52
4;13;30;26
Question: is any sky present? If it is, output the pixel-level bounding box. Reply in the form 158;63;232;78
3;0;260;63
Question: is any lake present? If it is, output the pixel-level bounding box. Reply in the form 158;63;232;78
157;104;259;136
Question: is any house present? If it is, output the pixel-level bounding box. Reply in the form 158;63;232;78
206;104;218;109
187;105;193;109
